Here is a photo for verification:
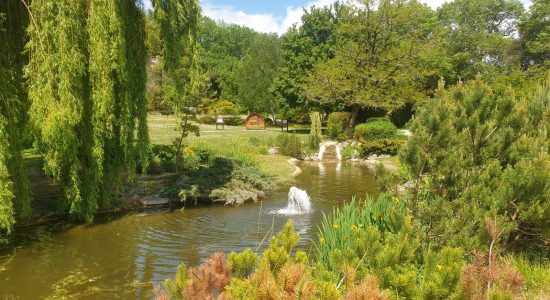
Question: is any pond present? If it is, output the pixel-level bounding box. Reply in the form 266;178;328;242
0;162;378;299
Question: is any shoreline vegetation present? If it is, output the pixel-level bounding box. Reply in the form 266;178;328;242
15;113;399;228
1;0;549;298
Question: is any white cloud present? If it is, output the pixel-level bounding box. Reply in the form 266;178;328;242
166;0;533;35
200;0;447;35
201;0;335;35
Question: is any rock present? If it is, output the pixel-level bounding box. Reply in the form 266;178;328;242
139;196;172;206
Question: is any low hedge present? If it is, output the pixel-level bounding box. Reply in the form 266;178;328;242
354;117;397;141
198;115;216;124
224;116;243;126
360;139;404;157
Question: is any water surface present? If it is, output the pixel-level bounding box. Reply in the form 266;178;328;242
0;162;377;299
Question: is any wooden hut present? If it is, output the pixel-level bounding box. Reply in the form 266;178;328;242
245;113;266;130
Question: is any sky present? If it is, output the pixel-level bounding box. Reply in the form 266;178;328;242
144;0;533;35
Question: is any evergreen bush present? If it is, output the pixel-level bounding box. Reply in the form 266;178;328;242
353;117;398;141
360;139;404;156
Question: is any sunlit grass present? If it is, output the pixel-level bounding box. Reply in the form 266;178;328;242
148;113;308;179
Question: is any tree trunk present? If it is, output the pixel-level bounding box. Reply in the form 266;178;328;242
271;109;277;128
174;106;190;174
347;105;360;137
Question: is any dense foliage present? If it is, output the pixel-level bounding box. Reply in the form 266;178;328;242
354;118;398;141
327;112;351;140
401;76;550;256
25;0;150;222
0;1;32;232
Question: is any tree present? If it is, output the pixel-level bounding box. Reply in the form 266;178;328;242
145;12;166;111
518;0;549;74
27;0;149;221
234;34;282;120
437;0;524;81
199;17;260;102
0;0;32;232
273;3;346;111
304;0;438;130
153;0;202;173
401;76;550;256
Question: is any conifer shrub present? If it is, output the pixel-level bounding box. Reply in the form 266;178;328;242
316;194;465;299
176;157;275;206
157;253;231;300
360;139;404;156
327;112;351;140
309;112;323;150
353;117;398;141
400;77;550;256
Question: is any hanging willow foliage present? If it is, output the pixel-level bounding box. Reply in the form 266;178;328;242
0;0;32;232
88;0;150;206
153;0;202;171
27;0;149;222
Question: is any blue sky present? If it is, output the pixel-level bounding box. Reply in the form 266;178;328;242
145;0;533;34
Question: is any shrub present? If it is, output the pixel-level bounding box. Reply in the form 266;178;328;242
340;144;361;160
316;194;407;272
224;116;243;126
193;143;213;163
327;112;350;140
176;157;274;205
257;145;268;155
142;144;176;174
310;112;322;137
276;133;303;158
309;112;323;150
317;195;464;299
197;115;216;124
158;253;231;300
353;117;397;141
360;139;404;156
308;134;321;151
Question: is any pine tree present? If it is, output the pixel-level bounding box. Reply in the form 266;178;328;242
401;75;550;255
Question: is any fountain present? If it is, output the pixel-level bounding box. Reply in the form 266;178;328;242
275;187;312;215
318;141;342;161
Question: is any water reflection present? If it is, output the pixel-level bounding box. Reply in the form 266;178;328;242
0;162;377;299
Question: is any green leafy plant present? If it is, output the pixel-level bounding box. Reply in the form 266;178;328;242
327;112;351;140
353;118;398;141
276;133;303;158
360;139;404;157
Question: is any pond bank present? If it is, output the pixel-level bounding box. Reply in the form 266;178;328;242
1;162;379;299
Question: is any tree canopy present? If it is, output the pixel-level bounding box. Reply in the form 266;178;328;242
26;0;149;222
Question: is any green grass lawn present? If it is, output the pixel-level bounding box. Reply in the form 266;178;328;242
148;113;306;179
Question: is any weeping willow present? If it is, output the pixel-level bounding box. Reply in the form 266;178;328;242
88;0;149;206
27;0;149;222
0;0;32;232
153;0;202;171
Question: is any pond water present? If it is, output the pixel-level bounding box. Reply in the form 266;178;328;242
0;162;377;299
